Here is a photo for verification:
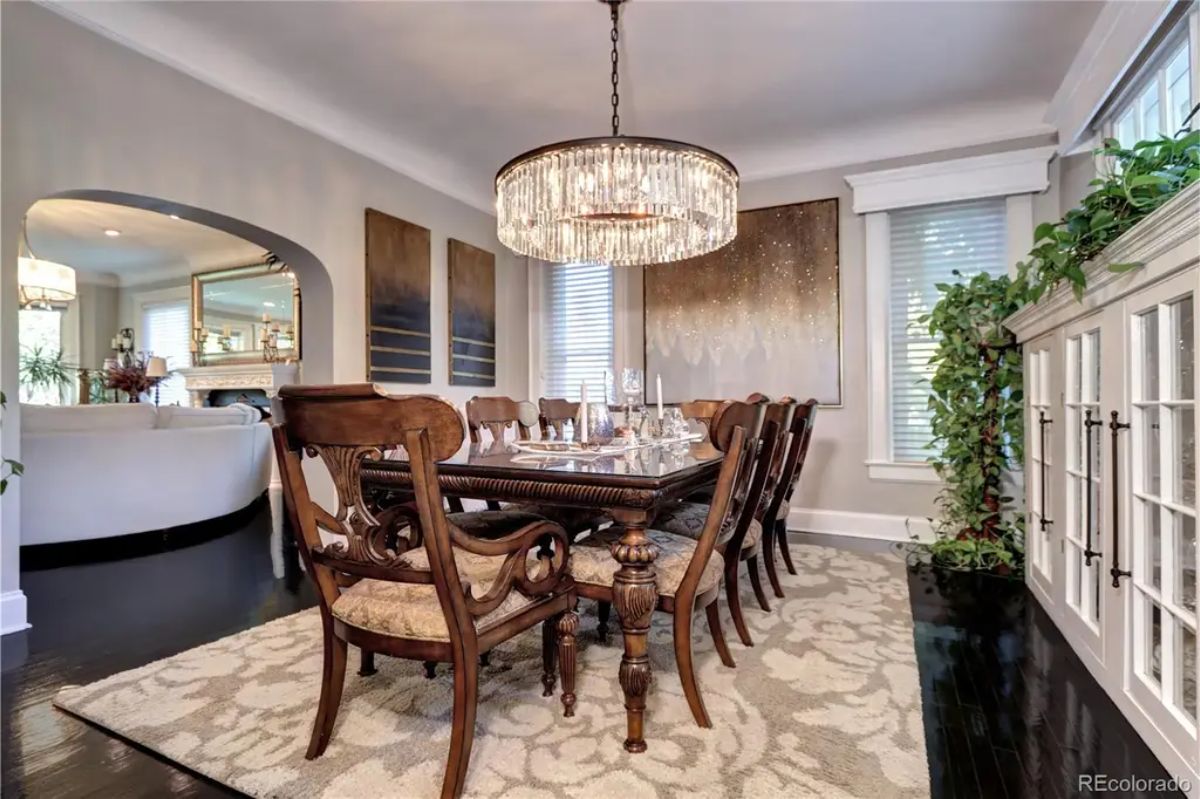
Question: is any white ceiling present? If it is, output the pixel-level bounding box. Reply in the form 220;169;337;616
26;199;265;284
52;1;1104;213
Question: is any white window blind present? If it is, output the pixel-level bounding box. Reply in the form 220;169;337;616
142;301;192;406
542;263;614;401
889;198;1008;462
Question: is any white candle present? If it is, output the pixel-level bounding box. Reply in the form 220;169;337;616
262;311;270;323
656;373;664;420
576;379;585;441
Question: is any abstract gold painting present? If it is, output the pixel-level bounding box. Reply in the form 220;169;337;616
645;198;841;405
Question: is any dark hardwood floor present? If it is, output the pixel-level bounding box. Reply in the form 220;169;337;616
0;508;1180;798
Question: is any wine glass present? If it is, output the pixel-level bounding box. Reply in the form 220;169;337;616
620;367;644;407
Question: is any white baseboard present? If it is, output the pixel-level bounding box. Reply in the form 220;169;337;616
786;507;934;544
0;590;30;635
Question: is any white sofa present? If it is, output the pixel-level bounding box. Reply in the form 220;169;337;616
19;402;272;546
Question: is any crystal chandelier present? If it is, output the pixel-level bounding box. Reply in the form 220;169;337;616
495;0;738;267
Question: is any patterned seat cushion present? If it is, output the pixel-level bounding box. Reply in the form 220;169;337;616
569;528;723;597
653;501;762;548
446;509;548;539
502;503;611;533
330;546;542;641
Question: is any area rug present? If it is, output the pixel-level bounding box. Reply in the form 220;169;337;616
54;543;929;798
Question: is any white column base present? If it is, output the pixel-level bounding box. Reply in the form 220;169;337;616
786;507;935;543
1;590;31;635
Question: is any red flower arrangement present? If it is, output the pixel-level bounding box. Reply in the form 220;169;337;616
103;354;159;402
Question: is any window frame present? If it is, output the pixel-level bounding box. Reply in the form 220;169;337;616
848;146;1052;483
1099;8;1198;148
531;260;623;403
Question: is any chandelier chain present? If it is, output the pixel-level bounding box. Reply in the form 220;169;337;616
609;1;620;137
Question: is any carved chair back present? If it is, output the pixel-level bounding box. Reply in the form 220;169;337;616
755;400;796;520
745;392;771;403
699;400;771;556
679;399;726;432
766;399;818;524
537;398;579;440
273;384;570;644
465;396;533;444
673;400;758;606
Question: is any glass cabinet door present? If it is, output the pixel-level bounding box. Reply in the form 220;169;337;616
1027;335;1059;603
1062;319;1106;662
1124;271;1198;767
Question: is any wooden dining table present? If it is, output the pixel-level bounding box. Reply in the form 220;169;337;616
359;436;724;753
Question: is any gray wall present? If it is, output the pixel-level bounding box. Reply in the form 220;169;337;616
76;282;119;369
0;3;529;622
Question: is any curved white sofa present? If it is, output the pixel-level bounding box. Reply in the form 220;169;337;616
20;402;272;546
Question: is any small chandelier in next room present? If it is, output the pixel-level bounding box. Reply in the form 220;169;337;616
495;0;738;267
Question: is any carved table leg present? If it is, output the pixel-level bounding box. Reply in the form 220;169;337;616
608;509;658;754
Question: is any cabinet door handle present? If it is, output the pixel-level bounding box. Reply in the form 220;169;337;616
1109;410;1132;588
1084;409;1104;565
1038;410;1053;530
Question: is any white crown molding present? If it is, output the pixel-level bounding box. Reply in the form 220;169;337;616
40;0;492;215
1044;0;1175;155
741;100;1055;185
844;145;1057;214
43;1;1066;218
785;507;934;544
1004;182;1200;344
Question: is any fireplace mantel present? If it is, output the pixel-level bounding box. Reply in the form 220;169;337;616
177;362;301;408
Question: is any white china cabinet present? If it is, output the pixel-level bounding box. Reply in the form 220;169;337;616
1006;183;1200;793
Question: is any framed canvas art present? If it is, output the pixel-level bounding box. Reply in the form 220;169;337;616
644;198;841;405
364;208;432;383
447;239;496;386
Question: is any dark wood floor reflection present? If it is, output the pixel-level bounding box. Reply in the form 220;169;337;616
2;516;1181;798
906;560;1182;799
2;494;315;798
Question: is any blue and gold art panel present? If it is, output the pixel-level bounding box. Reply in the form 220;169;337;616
365;209;431;383
447;239;496;387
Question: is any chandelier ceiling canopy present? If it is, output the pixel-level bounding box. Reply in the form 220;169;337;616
495;0;738;267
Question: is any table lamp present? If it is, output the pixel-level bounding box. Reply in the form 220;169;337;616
146;356;168;406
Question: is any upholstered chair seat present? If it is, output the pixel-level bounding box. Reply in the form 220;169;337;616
653;501;763;549
332;548;548;642
570;528;724;597
775;499;791;521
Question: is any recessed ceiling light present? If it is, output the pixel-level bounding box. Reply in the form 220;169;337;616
104;229;121;237
168;214;181;221
263;301;276;308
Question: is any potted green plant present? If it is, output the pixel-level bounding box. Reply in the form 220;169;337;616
19;345;74;404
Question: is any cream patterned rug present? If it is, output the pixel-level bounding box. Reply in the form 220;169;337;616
54;543;929;798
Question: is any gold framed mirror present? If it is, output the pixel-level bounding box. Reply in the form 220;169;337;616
190;259;300;365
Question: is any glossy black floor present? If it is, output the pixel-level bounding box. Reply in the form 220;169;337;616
0;503;1180;798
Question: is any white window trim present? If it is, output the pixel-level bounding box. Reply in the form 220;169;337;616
527;259;629;403
848;146;1051;483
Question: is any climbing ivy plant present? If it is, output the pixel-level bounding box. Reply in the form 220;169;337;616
924;118;1200;573
922;272;1025;572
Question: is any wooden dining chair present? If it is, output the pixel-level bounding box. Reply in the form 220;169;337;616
679;399;725;431
464;395;609;536
569;400;761;728
750;400;797;600
652;400;787;647
764;398;818;577
538;397;578;440
273;385;578;799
